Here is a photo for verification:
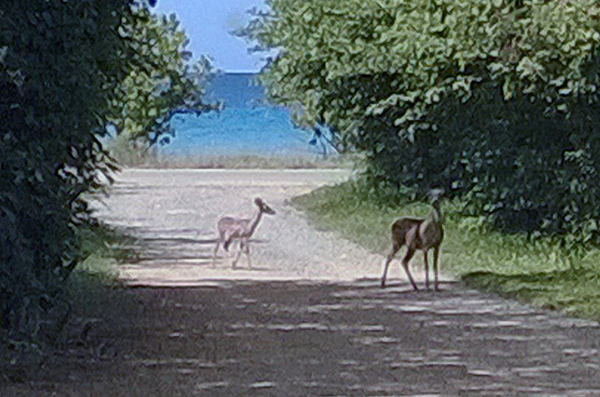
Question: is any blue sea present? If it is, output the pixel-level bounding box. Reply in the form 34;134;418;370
158;73;330;158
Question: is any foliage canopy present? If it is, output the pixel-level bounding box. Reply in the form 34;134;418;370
108;5;217;146
0;0;211;345
246;0;600;243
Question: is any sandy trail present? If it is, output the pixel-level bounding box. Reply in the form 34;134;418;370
93;168;419;285
4;168;600;396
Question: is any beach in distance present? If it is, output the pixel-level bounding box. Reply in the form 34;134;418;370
157;73;333;160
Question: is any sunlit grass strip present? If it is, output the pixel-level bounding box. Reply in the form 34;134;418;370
61;224;140;327
104;134;356;169
146;153;355;170
73;223;139;280
291;180;600;321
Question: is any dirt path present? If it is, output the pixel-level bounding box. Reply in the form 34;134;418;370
94;168;398;284
5;168;600;396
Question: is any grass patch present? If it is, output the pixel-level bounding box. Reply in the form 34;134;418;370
63;223;141;321
75;223;138;278
142;153;354;169
104;134;355;169
55;223;139;324
291;180;600;321
104;135;158;167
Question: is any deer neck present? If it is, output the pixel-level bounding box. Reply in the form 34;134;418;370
248;209;264;236
430;204;443;224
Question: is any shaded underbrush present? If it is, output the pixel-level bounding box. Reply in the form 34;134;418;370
0;224;139;385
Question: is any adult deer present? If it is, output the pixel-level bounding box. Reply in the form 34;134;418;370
212;198;276;269
381;189;444;291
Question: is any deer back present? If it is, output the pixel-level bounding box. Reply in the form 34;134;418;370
218;217;251;236
392;217;424;246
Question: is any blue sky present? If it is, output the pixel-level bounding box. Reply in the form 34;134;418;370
153;0;268;72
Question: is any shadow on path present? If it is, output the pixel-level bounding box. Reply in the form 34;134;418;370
4;279;600;396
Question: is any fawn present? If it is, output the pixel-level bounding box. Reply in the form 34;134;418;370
212;198;276;269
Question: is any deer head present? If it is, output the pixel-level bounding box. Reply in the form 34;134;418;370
428;188;444;212
254;197;276;215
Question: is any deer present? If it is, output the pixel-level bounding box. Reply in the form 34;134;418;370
212;197;276;269
380;189;444;291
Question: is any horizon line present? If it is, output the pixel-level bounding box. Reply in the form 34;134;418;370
222;69;261;74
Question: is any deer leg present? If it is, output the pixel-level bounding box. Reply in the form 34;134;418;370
232;240;243;269
402;246;419;291
212;237;221;268
423;250;430;290
433;246;440;291
243;239;252;269
381;242;400;288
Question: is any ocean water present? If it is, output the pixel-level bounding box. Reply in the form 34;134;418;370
158;73;328;158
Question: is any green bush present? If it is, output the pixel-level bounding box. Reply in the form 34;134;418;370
0;0;212;347
0;0;129;343
360;84;600;240
246;0;600;243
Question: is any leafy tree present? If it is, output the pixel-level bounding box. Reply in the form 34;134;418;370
246;0;600;243
0;0;211;347
1;0;127;343
108;5;218;147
